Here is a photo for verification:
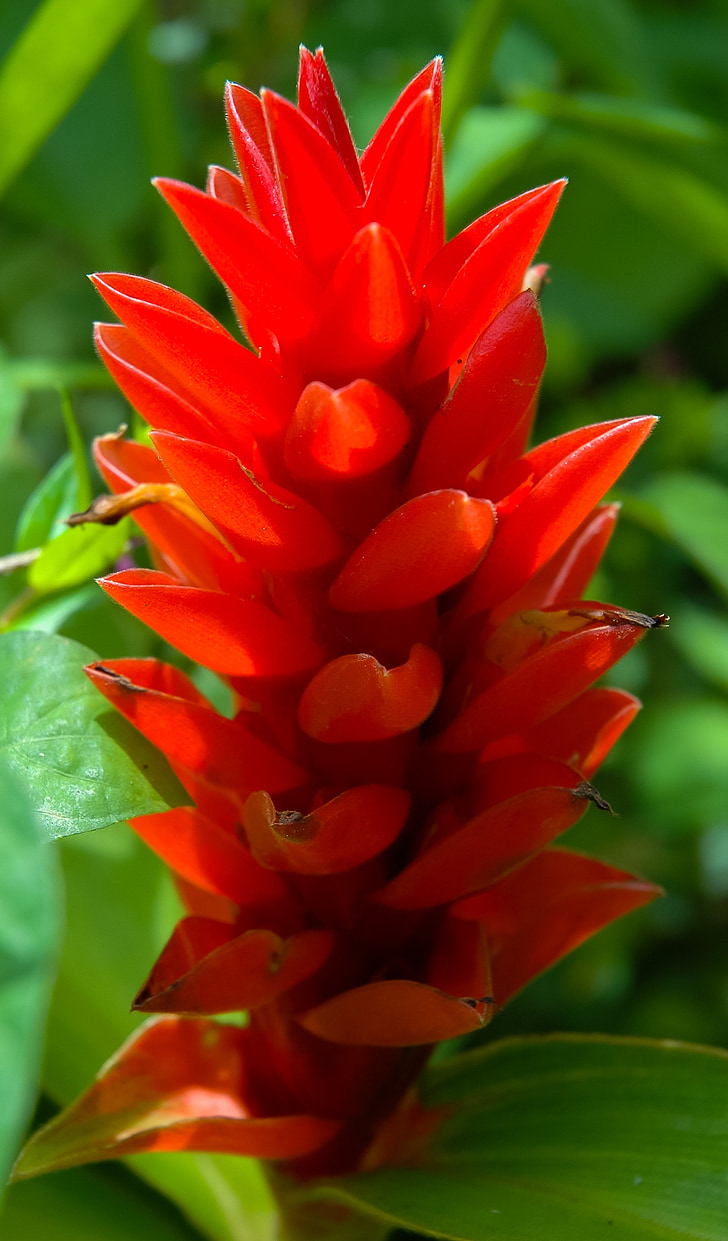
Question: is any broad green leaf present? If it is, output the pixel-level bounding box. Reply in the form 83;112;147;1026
317;1035;728;1240
7;583;98;635
566;133;728;274
669;604;728;692
631;699;728;835
0;0;145;196
0;757;61;1193
623;472;728;600
14;453;79;553
28;517;132;594
441;0;507;142
445;107;546;229
1;1163;205;1240
0;630;188;839
520;89;723;148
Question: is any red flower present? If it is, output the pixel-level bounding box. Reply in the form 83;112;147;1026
15;49;663;1183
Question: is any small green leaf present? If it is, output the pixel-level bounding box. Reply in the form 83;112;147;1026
442;0;508;142
0;757;61;1193
14;454;79;554
624;472;728;600
6;584;99;636
0;0;145;196
28;518;132;595
0;631;188;839
59;388;92;510
318;1035;728;1240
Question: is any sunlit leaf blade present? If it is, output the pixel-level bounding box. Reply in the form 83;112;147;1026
0;757;61;1193
0;632;188;839
519;89;723;148
318;1035;728;1240
28;519;132;595
624;472;728;600
0;0;145;196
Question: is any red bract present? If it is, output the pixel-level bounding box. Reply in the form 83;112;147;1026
15;50;664;1184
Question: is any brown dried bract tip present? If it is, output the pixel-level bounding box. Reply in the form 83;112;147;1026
459;996;497;1010
570;604;669;630
571;781;617;815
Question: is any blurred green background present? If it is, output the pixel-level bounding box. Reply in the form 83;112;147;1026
1;0;728;1237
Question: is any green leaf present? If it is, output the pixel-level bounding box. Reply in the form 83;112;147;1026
317;1034;728;1240
1;1164;205;1240
14;453;79;553
623;472;728;600
565;133;728;274
441;0;508;142
0;630;188;839
59;387;92;510
0;756;61;1192
515;0;656;97
28;517;132;595
0;354;24;456
6;584;99;636
519;89;724;149
445;106;547;229
669;604;728;693
0;0;145;197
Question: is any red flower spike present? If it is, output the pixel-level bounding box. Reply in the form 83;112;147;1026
376;778;586;911
360;58;442;187
454;848;662;1005
411;179;567;383
94;324;227;449
329;491;496;612
91;274;291;438
285;380;411;480
299;645;443;743
306;224;422;383
298;979;488;1046
243;785;411;874
460;416;657;617
33;49;668;1188
133;919;334;1015
132;806;287;907
12;1017;340;1178
487;686;642;779
408;292;546;495
435;615;647;754
489;503;620;625
363;90;435;266
99;569;326;678
151;431;345;572
261;89;363;275
93;435;258;597
224;83;292;245
297;47;364;194
85;659;307;794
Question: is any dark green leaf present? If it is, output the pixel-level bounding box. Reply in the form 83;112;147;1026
1;1163;205;1240
624;472;728;599
445;107;546;227
0;631;188;839
14;454;79;553
59;388;92;510
28;518;132;594
0;756;61;1193
319;1035;728;1239
669;604;728;693
0;0;145;196
520;89;723;148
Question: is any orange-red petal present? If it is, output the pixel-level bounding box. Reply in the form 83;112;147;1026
299;645;443;743
298;979;487;1045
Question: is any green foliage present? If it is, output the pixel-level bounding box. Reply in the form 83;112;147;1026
0;631;188;839
322;1036;728;1240
0;757;61;1196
